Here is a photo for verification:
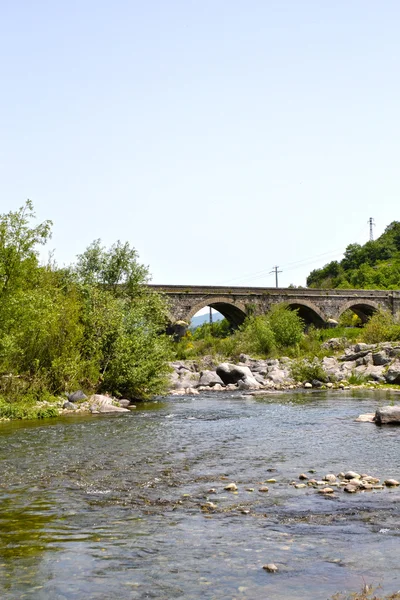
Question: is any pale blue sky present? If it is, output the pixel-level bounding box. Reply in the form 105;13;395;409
1;1;399;287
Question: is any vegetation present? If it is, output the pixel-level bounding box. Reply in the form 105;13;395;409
0;201;173;419
331;583;400;599
177;305;305;360
307;221;400;289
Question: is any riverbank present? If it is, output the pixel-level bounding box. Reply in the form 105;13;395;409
168;338;400;395
1;338;400;422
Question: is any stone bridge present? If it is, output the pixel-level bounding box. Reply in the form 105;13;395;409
148;285;400;329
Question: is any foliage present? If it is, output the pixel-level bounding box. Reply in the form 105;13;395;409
361;309;400;344
307;221;400;289
331;582;400;599
176;306;305;360
191;318;232;340
290;359;328;383
0;202;173;417
268;304;304;347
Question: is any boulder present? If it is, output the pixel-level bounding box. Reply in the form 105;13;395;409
372;352;390;366
63;401;76;410
118;399;132;408
375;405;400;425
266;368;286;384
198;370;224;387
355;413;375;422
89;394;130;414
216;363;260;388
170;371;200;390
384;361;400;385
68;390;87;403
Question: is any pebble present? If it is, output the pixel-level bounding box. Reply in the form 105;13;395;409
246;488;254;492
266;479;277;483
323;474;337;483
224;483;238;491
299;473;309;480
384;479;399;487
259;486;269;493
294;483;307;489
207;488;217;494
263;563;278;573
241;509;250;515
318;487;334;494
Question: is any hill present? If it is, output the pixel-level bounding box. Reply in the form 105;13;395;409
307;221;400;289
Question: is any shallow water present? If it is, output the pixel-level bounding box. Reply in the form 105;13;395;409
0;390;399;600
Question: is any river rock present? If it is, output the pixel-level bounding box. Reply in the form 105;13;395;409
63;401;76;410
263;563;278;573
345;471;361;480
323;474;337;483
89;394;130;413
372;352;390;366
118;399;132;408
384;361;400;385
344;484;358;493
375;406;400;425
68;390;87;403
318;487;334;494
384;479;399;487
216;363;260;388
224;483;238;491
304;382;312;389
355;413;375;423
198;370;224;387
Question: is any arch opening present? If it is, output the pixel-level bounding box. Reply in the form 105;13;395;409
340;303;378;324
286;302;326;328
186;297;247;330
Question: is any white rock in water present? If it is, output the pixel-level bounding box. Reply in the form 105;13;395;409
384;479;399;487
263;563;278;573
224;483;238;491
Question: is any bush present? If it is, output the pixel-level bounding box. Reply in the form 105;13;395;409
239;315;276;356
362;309;400;343
268;305;304;348
290;359;328;383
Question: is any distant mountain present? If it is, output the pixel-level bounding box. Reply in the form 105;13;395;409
190;311;224;329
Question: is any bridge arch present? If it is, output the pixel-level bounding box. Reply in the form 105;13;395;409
282;300;327;327
186;297;248;328
338;299;381;324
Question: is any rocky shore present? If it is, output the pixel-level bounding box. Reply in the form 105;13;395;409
169;339;400;394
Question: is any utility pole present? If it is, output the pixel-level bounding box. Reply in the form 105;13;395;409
369;217;375;241
270;266;282;288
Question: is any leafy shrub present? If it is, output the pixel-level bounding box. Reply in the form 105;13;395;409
268;305;304;348
362;309;400;343
239;315;276;356
290;359;328;383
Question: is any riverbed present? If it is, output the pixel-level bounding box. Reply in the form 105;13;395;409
0;390;399;600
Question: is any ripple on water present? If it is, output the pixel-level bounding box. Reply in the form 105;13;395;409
0;390;399;599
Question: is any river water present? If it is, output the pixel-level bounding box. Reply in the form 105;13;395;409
0;390;399;600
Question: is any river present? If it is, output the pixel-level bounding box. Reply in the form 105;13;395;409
0;390;399;600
